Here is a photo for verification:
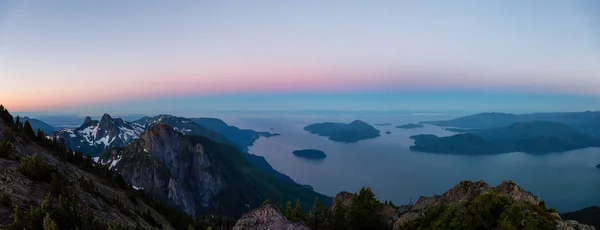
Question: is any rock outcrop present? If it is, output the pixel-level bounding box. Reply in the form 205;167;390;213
393;180;596;230
233;204;310;230
331;192;355;212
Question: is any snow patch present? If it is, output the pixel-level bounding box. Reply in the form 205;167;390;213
133;185;143;190
109;156;121;170
96;135;110;146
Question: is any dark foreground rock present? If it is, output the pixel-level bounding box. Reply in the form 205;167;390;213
233;204;310;230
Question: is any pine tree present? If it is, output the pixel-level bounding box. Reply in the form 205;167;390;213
23;120;36;140
0;105;14;127
349;187;381;230
309;197;323;230
320;207;333;230
14;115;22;131
291;199;304;223
285;201;293;220
332;197;348;230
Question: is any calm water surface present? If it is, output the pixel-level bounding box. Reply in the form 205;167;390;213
220;113;600;213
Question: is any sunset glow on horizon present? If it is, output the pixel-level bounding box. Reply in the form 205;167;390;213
1;0;599;113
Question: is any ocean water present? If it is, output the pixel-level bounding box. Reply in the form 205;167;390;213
220;113;600;213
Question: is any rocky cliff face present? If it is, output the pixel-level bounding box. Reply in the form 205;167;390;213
233;204;310;230
100;123;330;217
101;124;224;216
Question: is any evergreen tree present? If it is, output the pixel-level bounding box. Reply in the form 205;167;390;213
14;115;22;131
279;205;284;213
23;120;36;140
285;201;293;220
291;199;305;223
320;207;333;230
349;187;381;230
332;197;348;230
0;105;14;127
309;197;323;229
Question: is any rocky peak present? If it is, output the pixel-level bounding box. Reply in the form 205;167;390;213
394;180;545;230
233;204;310;230
412;180;538;211
83;116;93;125
331;191;356;212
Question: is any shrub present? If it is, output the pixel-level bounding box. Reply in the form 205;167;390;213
18;154;55;182
1;192;10;206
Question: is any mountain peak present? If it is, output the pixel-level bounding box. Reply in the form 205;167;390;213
83;116;93;125
101;113;112;121
141;124;179;143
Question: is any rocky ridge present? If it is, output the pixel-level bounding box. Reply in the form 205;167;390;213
0;111;173;229
393;180;594;230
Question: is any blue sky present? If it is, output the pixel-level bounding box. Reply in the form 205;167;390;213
0;0;599;113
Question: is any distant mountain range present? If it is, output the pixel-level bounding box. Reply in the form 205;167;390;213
412;120;600;154
50;113;300;187
421;111;600;137
22;116;56;134
52;114;144;156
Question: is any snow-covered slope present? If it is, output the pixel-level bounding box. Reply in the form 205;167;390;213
52;114;144;156
133;115;232;144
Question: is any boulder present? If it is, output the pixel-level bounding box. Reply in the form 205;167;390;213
233;204;310;230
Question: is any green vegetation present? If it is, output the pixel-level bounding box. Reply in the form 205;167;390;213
283;187;387;230
18;154;56;182
304;120;380;143
1;192;10;206
400;192;558;230
410;121;600;154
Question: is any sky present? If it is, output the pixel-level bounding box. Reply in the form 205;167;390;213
1;0;599;114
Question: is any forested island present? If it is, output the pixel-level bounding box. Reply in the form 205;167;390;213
396;123;424;129
303;120;380;143
292;149;327;160
410;121;600;154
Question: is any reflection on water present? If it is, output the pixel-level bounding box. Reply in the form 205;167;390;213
225;114;600;212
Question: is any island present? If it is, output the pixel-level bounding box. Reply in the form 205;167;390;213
386;131;391;135
303;120;380;143
444;127;476;132
374;123;391;127
293;149;327;160
420;111;600;137
596;164;600;169
396;123;424;129
410;121;600;155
